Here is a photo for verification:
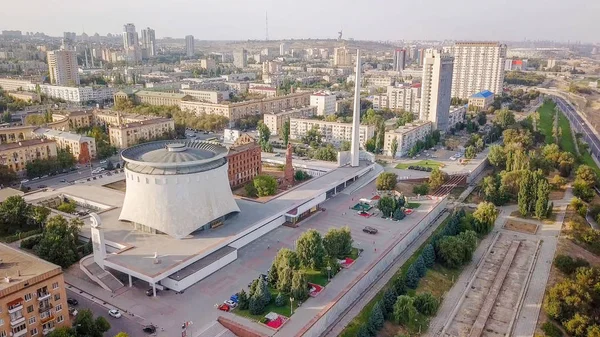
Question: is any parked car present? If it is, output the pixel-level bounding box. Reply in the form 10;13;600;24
67;298;78;306
363;226;378;234
59;179;66;183
142;325;157;334
146;288;160;296
37;185;47;189
357;211;372;218
224;300;237;309
108;309;121;318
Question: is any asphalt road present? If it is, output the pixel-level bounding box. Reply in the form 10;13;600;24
552;95;600;158
66;289;145;337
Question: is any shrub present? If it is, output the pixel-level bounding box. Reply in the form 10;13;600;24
405;264;421;289
367;302;385;334
393;277;407;295
422;244;436;268
414;255;427;278
376;172;398;191
413;183;429;195
275;293;285;307
20;235;42;249
554;255;590;275
238;289;249;310
244;183;257;198
413;293;439;316
541;322;563;337
382;288;397;319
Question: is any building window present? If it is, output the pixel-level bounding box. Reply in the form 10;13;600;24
31;328;38;336
27;305;33;313
0;331;5;337
54;293;60;301
55;304;62;312
52;282;59;290
57;316;64;323
24;293;32;301
28;317;36;325
40;312;49;320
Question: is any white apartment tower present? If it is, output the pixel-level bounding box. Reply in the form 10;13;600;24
334;46;352;67
420;49;454;131
280;42;288;56
47;49;80;86
393;49;406;71
141;27;156;57
446;42;507;99
234;49;248;68
122;23;138;49
185;35;195;57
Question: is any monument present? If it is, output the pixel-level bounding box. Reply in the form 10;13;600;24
284;142;294;186
350;49;362;167
90;213;107;268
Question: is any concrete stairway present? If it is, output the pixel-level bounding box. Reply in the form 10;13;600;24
80;255;124;293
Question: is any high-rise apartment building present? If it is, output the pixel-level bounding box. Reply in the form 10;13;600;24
0;244;71;337
185;35;195;57
393;49;406;71
233;49;247;68
420;49;454;131
122;23;138;49
445;42;507;99
47;49;79;86
333;46;352;67
141;27;156;57
279;42;288;56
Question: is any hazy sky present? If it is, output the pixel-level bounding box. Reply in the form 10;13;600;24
2;0;598;43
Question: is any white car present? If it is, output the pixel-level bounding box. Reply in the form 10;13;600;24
224;300;237;309
108;309;121;318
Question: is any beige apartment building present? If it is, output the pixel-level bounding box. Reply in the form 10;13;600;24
34;128;97;160
248;86;277;98
0;244;71;337
180;89;223;103
47;49;79;86
113;90;187;107
180;91;311;121
384;121;433;158
263;106;316;134
109;118;175;148
200;59;216;72
7;91;40;103
93;110;161;127
289;118;375;147
333;46;353;67
0;139;57;173
52;110;94;130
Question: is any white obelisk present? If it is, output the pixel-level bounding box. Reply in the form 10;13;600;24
350;49;362;167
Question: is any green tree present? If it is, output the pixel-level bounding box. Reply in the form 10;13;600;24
340;140;351;151
518;170;535;216
588;325;600;337
376;172;397;190
294;170;310;181
275;292;285;307
252;175;278;197
393;277;407;296
72;309;111;337
393;295;417;325
0;195;32;235
573;179;594;202
291;270;309;301
382;288;398;319
277;265;293;293
436;230;478;268
535;179;550;219
244;182;258;197
576;165;598;186
34;216;82;268
280;120;290;146
564;313;591;337
47;327;76;337
422;244;436;268
0;164;17;186
377;196;397;218
323;226;353;259
257;121;272;151
488;145;506;168
413;292;439;316
390;136;398;158
312;145;337;161
302;125;322;147
296;229;326;269
57;201;77;214
413;183;429;195
405;264;420;289
465;145;477;159
414;255;427;277
473;201;499;234
238;289;249;310
368;301;385;334
429;168;447;191
494;109;516;129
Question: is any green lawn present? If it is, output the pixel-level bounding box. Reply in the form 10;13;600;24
303;268;328;286
395;160;444;170
407;202;421;209
538;100;576;153
233;288;299;322
339;214;453;337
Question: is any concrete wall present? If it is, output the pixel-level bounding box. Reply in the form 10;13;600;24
291;197;448;337
466;157;488;184
160;250;237;291
229;216;285;249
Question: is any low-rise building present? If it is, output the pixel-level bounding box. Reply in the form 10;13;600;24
180;89;223;103
364;75;396;88
226;133;262;188
248;86;277;98
114;90;188;107
108;118;175;148
36;85;114;103
34;128;97;162
310;91;336;116
263;106;316;134
468;90;495;111
0;243;71;337
200;59;216;72
7;91;40;103
384;121;433;158
0;78;37;91
220;73;256;81
52;110;94;130
289;118;375;147
448;105;467;130
93;109;161;127
374;84;421;117
0;139;57;173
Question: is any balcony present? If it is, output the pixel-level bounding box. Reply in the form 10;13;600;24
7;303;23;314
37;292;51;301
10;315;25;326
13;329;28;337
42;327;56;336
39;302;53;313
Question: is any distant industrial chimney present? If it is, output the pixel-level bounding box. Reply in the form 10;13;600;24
350;49;362;167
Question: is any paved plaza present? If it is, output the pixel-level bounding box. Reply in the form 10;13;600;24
64;180;442;336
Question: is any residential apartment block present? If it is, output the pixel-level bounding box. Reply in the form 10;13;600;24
180;89;223;103
7;91;40;103
445;42;507;99
248;86;277;98
226;133;262;188
289;118;375;147
333;46;352;67
448;105;467;130
114;90;186;107
0;139;57;173
47;49;79;86
310;91;336;116
33;128;97;162
108;118;175;148
0;244;71;337
373;84;421;117
420;49;454;131
384;121;433;158
263;106;316;134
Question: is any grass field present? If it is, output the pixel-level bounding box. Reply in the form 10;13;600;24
395;160;444;170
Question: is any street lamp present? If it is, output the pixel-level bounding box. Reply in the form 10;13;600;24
290;297;294;316
327;266;331;282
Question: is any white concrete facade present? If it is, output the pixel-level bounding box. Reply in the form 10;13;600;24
47;49;79;86
289;118;374;147
383;121;433;158
420;49;454;131
310;91;336;116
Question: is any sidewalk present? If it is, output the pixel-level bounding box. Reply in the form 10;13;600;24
324;211;449;337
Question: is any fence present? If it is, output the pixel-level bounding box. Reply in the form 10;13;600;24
291;196;449;337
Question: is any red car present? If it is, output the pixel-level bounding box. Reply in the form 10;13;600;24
358;211;372;218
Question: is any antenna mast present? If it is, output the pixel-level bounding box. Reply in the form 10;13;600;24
265;11;269;41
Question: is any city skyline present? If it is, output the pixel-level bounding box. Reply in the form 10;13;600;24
1;0;598;43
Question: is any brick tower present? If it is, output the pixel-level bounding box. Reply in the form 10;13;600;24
284;143;294;186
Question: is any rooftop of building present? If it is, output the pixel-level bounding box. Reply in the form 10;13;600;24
111;117;173;130
470;90;494;99
7;91;39;97
0;138;55;151
34;128;94;142
135;90;187;99
0;243;62;293
389;120;432;134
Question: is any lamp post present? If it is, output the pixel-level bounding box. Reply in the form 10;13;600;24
327;266;331;282
290;297;294;316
